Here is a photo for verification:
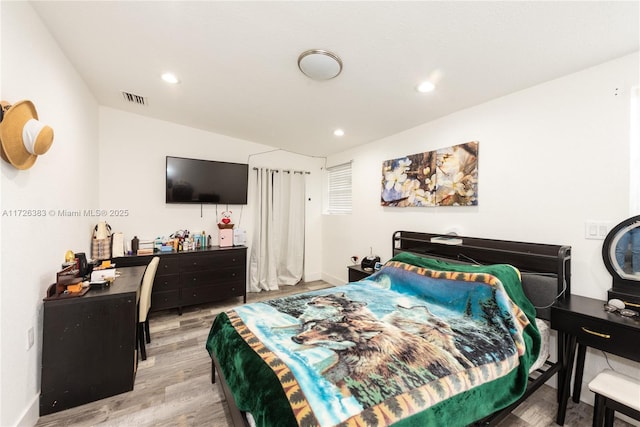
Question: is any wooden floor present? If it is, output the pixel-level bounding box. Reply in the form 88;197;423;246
36;281;633;427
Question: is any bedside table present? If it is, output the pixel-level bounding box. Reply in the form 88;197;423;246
551;295;640;425
347;265;374;282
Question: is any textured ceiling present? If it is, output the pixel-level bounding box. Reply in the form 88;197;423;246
30;1;639;157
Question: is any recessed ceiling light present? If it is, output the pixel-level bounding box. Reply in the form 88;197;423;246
333;129;345;137
416;81;435;93
161;72;180;84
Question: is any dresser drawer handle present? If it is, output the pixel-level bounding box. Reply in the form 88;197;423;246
581;327;610;339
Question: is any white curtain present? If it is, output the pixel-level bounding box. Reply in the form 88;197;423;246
277;171;306;286
248;168;306;292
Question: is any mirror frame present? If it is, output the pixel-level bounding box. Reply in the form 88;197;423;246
602;215;640;295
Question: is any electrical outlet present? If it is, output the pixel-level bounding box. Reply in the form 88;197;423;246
27;327;34;350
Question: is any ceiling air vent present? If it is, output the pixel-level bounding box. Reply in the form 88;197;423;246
121;91;147;106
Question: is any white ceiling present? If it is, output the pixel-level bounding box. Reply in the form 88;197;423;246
31;1;639;158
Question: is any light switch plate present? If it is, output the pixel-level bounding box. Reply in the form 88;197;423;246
585;221;613;240
27;327;34;350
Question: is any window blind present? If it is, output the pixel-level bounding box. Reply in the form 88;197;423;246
327;162;352;214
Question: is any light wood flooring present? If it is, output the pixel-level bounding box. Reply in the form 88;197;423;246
36;281;633;427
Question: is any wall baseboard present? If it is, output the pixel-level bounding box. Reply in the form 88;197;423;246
321;272;346;286
15;393;39;427
302;271;322;283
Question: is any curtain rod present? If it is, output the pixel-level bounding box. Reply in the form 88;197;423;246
252;167;310;175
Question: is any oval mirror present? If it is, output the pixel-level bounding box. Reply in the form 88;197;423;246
602;215;640;294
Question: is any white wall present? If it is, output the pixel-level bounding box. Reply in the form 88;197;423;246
323;52;640;407
0;3;100;426
1;4;325;425
3;2;637;424
98;107;324;282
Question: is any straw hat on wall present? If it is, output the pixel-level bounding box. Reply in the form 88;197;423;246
0;100;54;170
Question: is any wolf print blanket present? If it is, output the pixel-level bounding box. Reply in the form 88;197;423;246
207;254;541;427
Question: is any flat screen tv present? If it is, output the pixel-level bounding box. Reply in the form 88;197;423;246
166;156;248;205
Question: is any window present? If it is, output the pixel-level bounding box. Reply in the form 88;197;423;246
327;162;352;214
630;86;640;215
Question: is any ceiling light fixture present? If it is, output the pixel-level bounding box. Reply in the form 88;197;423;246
161;72;180;84
298;49;343;81
416;81;435;93
333;129;345;137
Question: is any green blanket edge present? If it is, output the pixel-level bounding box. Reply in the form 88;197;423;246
206;253;541;427
207;312;295;426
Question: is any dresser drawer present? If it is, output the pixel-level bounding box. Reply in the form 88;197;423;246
157;256;179;274
151;290;180;311
208;250;246;268
179;250;246;272
181;268;244;288
180;283;244;306
153;273;180;291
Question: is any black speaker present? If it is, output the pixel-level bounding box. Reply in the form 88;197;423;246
75;252;88;277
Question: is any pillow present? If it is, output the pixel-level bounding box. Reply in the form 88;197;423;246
520;273;562;320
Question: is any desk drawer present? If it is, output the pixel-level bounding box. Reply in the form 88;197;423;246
553;311;637;360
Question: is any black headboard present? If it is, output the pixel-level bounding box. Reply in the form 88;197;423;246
392;231;572;320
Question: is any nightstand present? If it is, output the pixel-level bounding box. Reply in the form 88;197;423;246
347;265;374;282
550;294;640;425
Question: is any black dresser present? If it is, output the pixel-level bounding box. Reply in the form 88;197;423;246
113;246;247;314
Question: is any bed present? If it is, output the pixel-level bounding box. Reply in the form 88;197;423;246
206;231;571;426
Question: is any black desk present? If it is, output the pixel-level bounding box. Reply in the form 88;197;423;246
551;294;640;425
40;266;145;415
